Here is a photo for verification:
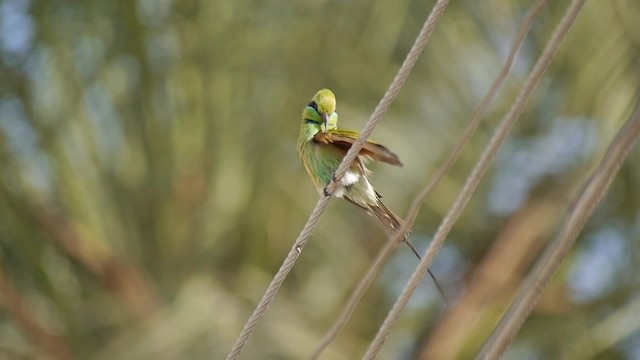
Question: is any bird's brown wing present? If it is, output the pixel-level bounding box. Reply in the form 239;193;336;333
313;130;403;166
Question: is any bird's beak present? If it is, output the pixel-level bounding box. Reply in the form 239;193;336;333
322;113;329;132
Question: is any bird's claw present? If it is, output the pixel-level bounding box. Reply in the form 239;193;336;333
323;173;340;197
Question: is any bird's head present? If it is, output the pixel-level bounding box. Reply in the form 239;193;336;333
303;88;338;132
312;88;336;115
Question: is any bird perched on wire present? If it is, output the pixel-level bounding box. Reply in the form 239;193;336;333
297;89;422;253
297;89;445;294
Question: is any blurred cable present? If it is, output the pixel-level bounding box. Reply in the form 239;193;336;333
310;230;399;360
477;96;640;359
418;194;567;359
362;0;588;358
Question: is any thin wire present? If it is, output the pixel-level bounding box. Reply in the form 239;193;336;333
477;98;640;359
225;196;330;360
309;0;552;357
224;0;449;358
362;0;587;358
310;235;399;360
329;0;451;189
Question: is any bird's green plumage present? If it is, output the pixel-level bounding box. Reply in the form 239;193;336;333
297;88;406;238
297;90;447;298
298;89;401;202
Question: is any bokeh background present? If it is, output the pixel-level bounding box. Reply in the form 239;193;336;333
1;0;639;359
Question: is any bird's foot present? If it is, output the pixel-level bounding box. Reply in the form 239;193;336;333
323;173;339;197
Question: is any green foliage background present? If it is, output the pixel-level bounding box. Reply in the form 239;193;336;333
1;0;639;359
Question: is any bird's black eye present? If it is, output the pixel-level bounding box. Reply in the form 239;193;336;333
308;101;319;112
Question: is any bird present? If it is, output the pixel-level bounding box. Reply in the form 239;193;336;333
297;89;422;254
297;89;446;301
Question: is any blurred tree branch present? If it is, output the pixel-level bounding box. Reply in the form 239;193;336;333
417;190;569;359
33;205;159;318
0;271;73;360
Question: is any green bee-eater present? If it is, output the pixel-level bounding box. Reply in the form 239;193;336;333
297;88;422;258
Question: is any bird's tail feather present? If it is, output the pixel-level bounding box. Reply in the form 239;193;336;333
369;201;448;303
368;202;418;256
